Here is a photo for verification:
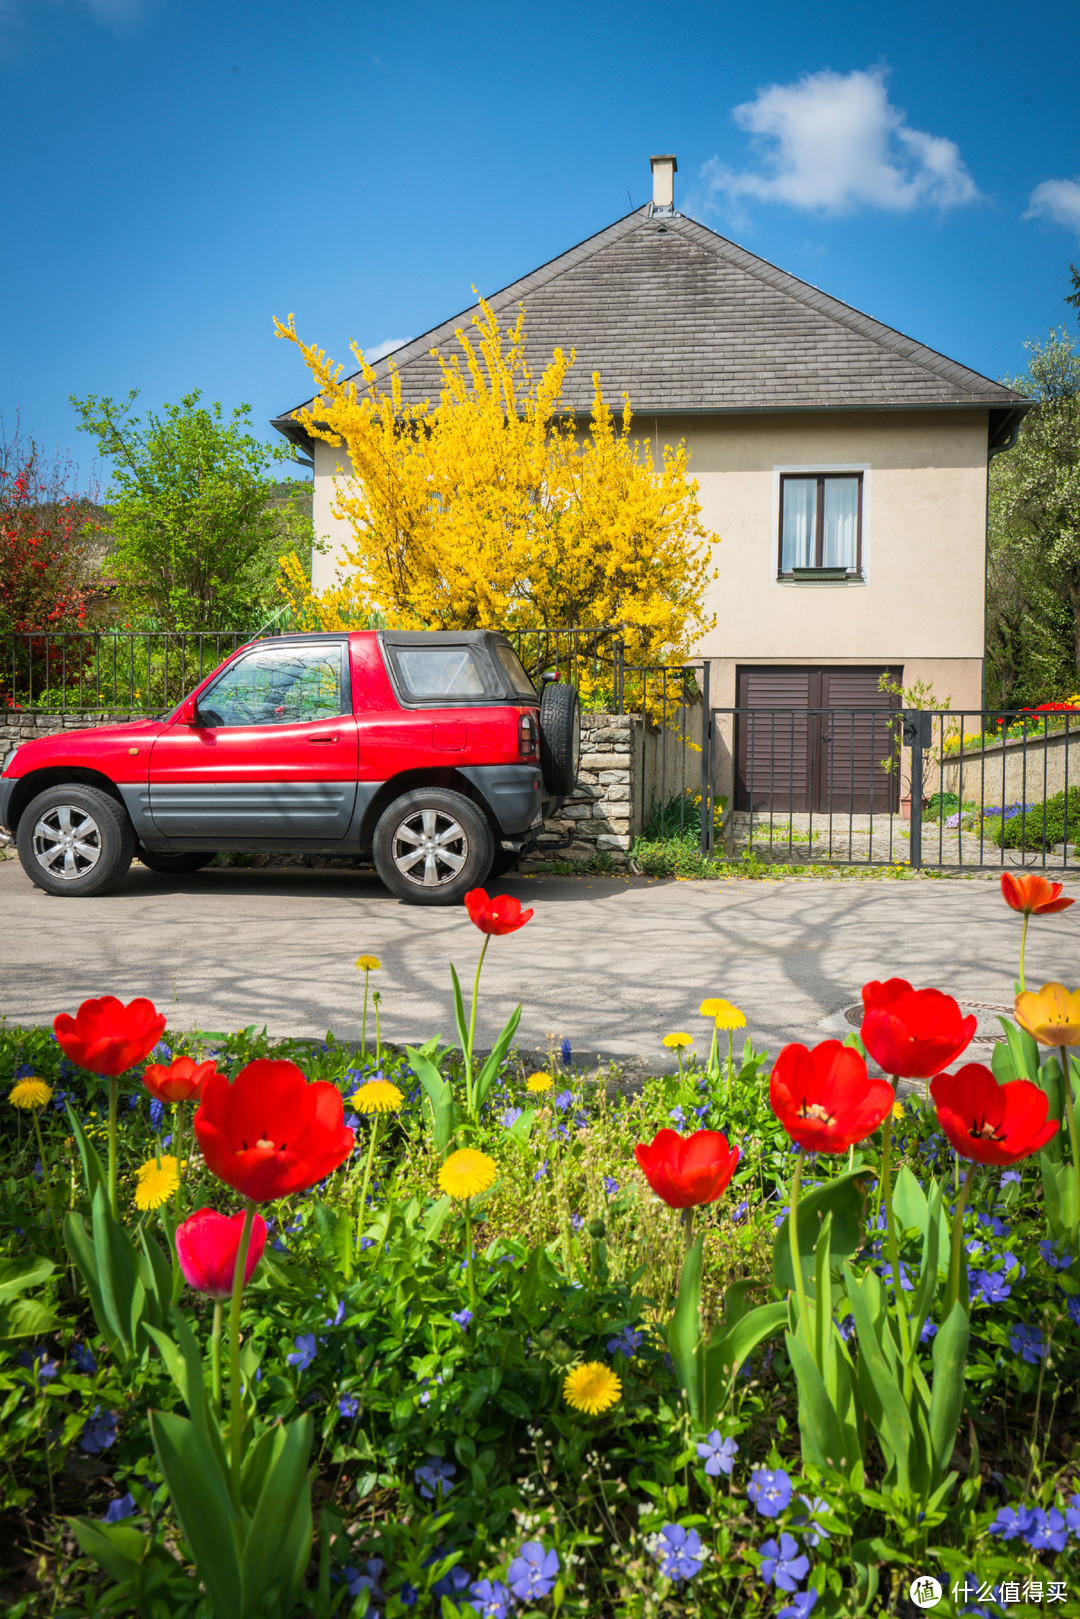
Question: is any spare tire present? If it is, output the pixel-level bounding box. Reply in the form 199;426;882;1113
539;681;580;797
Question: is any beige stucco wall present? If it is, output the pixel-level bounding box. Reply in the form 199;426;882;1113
310;409;990;710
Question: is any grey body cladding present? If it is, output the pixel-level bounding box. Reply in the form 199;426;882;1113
118;781;382;852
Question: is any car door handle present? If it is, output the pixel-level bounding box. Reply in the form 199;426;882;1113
308;734;339;744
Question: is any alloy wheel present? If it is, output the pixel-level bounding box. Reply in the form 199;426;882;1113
391;808;468;888
31;803;104;881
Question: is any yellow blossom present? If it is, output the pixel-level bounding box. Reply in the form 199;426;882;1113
1014;983;1080;1048
662;1032;693;1050
9;1078;52;1109
355;955;381;972
711;1003;747;1031
438;1148;497;1200
562;1361;622;1415
526;1072;553;1093
134;1155;179;1211
699;999;727;1018
351;1079;403;1114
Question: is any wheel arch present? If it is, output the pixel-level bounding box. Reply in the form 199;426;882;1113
358;768;499;849
7;767;129;836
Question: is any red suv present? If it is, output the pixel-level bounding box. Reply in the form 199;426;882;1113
0;630;580;904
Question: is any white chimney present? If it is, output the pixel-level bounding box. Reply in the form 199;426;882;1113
650;154;677;215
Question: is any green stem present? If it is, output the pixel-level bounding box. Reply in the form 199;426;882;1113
172;1103;186;1224
465;1198;476;1310
228;1199;257;1500
465;935;491;1118
1018;911;1030;994
355;1113;382;1260
211;1300;224;1420
1064;1047;1080;1238
31;1110;61;1248
726;1030;734;1108
361;973;369;1065
879;1113;913;1386
681;1205;695;1253
707;1023;718;1082
676;1049;684;1085
946;1160;977;1319
374;994;382;1069
788;1149;808;1326
107;1076;118;1220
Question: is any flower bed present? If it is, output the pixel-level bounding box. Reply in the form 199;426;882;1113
1;882;1080;1615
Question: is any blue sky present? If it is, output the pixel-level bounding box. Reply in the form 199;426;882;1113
2;0;1078;492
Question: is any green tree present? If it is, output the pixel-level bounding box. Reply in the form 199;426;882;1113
986;323;1080;706
70;389;314;631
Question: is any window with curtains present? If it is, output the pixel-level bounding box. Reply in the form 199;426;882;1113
779;473;863;578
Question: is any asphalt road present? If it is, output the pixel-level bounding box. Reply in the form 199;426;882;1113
3;854;1077;1073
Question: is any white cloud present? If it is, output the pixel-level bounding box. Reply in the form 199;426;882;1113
694;68;978;217
1025;178;1080;236
362;337;411;362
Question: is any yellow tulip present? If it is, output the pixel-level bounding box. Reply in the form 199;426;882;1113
1014;983;1080;1048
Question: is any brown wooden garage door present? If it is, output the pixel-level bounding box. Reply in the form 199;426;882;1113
735;666;900;813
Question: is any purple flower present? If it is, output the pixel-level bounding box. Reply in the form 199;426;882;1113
759;1532;810;1592
432;1565;470;1600
1000;1169;1021;1186
696;1429;738;1477
693;1103;709;1119
792;1495;830;1546
339;1558;384;1601
1039;1239;1072;1271
1066;1294;1080;1328
18;1345;60;1382
919;1318;938;1344
338;1393;360;1420
1064;1492;1080;1533
534;1160;549;1182
779;1593;818;1619
651;1523;705;1583
470;1578;512;1619
101;1493;137;1523
559;1037;572;1065
1025;1508;1068;1552
603;1176;619;1196
668;1105;687;1127
414;1456;456;1500
324;1300;346;1327
148;1098;165;1130
988;1504;1036;1540
970;1269;1010;1305
507;1542;560;1601
1009;1323;1046;1363
606;1326;644;1357
1000;1250;1025;1279
500;1107;523;1129
70;1342;97;1375
452;1308;473;1330
287;1332;318;1371
731;1200;749;1225
747;1467;792;1518
553;1089;572;1111
80;1406;117;1455
837;1314;856;1342
978;1213;1010;1239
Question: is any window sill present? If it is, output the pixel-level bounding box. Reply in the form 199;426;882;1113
780;568;863;583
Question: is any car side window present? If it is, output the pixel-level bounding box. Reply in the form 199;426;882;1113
197;645;345;728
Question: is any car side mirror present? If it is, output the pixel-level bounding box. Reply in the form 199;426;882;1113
178;694;199;725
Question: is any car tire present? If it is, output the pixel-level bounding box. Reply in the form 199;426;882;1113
539;681;580;797
138;850;217;875
372;788;494;905
16;783;136;898
488;848;522;880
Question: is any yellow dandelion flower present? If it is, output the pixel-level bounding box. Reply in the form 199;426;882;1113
9;1077;53;1109
350;1079;403;1114
438;1148;497;1200
355;954;381;972
134;1155;179;1210
526;1072;553;1093
891;1100;905;1120
711;1004;746;1031
562;1361;622;1415
662;1032;693;1049
699;998;728;1019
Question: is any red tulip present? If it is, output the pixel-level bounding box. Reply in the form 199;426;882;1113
54;995;167;1076
634;1128;740;1209
175;1206;268;1298
770;1040;894;1154
193;1059;355;1202
464;888;534;935
142;1056;220;1105
930;1063;1059;1166
860;979;976;1079
1000;872;1075;916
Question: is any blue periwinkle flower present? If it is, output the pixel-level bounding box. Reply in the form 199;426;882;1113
988;1504;1036;1540
452;1307;474;1330
414;1456;456;1500
759;1531;810;1591
1009;1323;1046;1363
778;1593;818;1619
101;1493;136;1523
747;1467;793;1518
287;1332;318;1371
338;1393;360;1420
506;1542;560;1601
651;1523;705;1583
70;1342;97;1375
80;1406;118;1455
470;1577;513;1618
606;1325;644;1357
696;1429;738;1477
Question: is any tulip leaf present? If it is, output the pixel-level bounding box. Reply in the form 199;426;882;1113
474;1004;524;1110
449;963;471;1068
240;1416;313;1619
64;1210;117;1358
66;1102;107;1204
784;1330;853;1473
773;1167;870;1295
928;1301;970;1479
703;1301;787;1421
68;1517;179;1587
149;1409;243;1619
0;1254;54;1302
995;1017;1043;1085
667;1234;704;1424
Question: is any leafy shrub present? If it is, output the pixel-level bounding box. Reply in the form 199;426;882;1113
990;785;1080;850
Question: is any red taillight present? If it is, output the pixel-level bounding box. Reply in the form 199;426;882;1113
518;711;538;758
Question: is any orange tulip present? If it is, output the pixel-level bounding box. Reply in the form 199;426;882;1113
1000;873;1075;916
1014;983;1080;1048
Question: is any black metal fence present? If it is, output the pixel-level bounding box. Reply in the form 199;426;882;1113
700;704;1080;871
3;630;255;713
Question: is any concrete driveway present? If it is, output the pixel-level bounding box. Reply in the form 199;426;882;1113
3;854;1076;1072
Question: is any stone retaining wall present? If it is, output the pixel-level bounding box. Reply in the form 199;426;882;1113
526;712;640;866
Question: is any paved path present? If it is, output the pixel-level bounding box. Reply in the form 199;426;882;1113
3;855;1078;1073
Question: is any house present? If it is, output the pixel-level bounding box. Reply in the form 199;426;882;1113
272;156;1030;816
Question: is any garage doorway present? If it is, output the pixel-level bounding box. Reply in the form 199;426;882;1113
734;666;900;813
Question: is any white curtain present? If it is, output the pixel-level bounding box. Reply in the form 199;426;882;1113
823;478;858;569
781;479;816;570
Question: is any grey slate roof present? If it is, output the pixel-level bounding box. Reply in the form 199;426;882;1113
273;206;1028;449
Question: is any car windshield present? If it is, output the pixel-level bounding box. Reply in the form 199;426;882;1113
394;646;487;698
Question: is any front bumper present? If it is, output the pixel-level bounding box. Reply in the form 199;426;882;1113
460;764;545;836
0;775;17;838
